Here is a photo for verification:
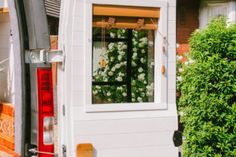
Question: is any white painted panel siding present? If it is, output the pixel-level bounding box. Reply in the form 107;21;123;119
95;146;178;157
58;0;177;156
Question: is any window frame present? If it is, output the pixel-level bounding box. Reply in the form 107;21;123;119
85;0;168;112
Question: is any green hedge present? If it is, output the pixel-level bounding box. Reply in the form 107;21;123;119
178;18;236;156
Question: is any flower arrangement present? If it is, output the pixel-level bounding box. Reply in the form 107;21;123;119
92;28;154;103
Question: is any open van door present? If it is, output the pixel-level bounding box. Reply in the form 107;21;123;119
14;0;63;156
58;0;178;157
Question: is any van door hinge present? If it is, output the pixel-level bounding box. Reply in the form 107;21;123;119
62;145;67;157
25;49;64;64
63;104;66;116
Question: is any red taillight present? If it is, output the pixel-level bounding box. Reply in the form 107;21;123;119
37;68;54;157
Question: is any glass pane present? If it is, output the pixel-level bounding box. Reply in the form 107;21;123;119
131;30;155;103
92;85;127;103
92;27;155;104
93;27;127;39
92;41;127;82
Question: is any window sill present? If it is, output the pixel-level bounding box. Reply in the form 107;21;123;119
85;102;167;113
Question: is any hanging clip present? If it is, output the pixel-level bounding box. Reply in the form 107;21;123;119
107;17;115;29
136;18;145;30
162;37;167;53
161;65;166;75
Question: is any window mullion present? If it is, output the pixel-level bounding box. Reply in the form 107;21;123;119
126;29;133;102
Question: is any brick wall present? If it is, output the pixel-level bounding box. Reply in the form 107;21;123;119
177;0;200;55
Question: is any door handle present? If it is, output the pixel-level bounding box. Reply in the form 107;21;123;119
29;148;56;155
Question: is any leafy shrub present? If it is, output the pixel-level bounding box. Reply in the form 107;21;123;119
178;17;236;156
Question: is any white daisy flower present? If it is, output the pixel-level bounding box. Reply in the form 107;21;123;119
140;37;148;44
122;45;127;49
110;57;114;62
132;61;137;67
133;40;138;46
138;43;145;48
118;55;122;61
108;71;113;76
107;92;111;96
118;42;124;51
148;41;154;47
116;76;123;82
146;91;153;96
108;43;115;50
177;55;183;60
177;76;182;81
110;32;116;38
133;52;137;57
141;92;145;97
117;87;123;90
118;72;124;76
93;90;98;95
178;68;184;73
140;58;146;63
138;73;145;81
122;92;127;97
133;47;138;52
137;97;143;102
139;88;144;91
141;49;146;53
115;64;121;69
119;51;125;56
111;67;116;72
96;86;101;89
138;67;144;73
149;61;155;68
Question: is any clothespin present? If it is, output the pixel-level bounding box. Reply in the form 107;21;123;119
136;18;145;30
107;17;115;29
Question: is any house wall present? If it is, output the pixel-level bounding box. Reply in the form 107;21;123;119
199;0;236;28
58;0;178;156
176;0;199;55
0;12;11;102
177;0;236;56
0;1;23;153
0;0;8;9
